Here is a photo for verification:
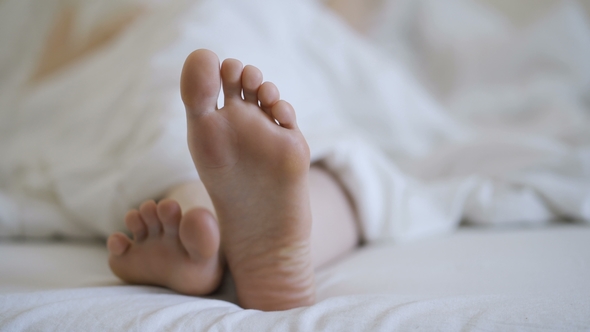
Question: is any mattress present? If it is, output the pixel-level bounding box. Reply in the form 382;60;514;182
1;224;589;331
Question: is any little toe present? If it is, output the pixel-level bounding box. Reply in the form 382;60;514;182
107;232;131;256
179;208;220;260
271;100;297;129
157;199;182;237
181;49;221;117
139;200;161;236
258;81;280;116
242;65;263;104
221;58;244;104
125;210;147;242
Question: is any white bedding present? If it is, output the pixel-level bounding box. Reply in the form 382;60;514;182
1;0;590;330
1;0;589;241
2;225;589;330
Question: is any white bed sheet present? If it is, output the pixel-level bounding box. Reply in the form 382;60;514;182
1;224;589;331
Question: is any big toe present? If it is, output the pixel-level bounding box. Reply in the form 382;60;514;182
181;49;221;117
179;208;220;260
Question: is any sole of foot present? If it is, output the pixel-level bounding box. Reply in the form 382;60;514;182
180;49;315;311
107;199;223;295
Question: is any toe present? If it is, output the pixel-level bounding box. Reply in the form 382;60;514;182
107;232;131;256
139;200;161;236
221;58;244;104
258;81;280;117
125;210;147;242
179;208;220;260
271;100;297;129
181;49;221;117
242;65;263;104
157;199;182;237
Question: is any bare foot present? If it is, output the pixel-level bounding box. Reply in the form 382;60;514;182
107;199;223;295
180;49;315;311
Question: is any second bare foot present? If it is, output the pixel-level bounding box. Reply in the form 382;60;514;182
107;199;223;295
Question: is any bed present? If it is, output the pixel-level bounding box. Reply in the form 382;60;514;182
0;224;590;331
2;224;589;330
1;0;590;330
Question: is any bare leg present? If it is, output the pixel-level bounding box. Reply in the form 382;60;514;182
308;166;359;269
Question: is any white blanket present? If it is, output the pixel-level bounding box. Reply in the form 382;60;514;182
0;0;589;241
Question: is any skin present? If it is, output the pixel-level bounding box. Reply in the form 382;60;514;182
108;50;359;311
